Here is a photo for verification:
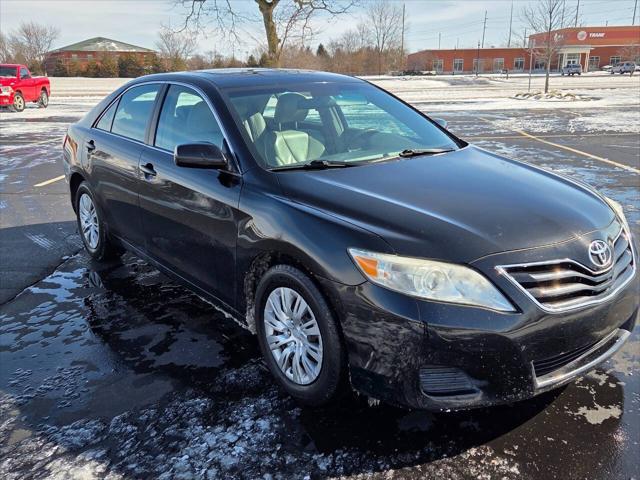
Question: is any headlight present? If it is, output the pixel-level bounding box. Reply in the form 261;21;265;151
348;248;515;312
604;197;630;234
0;86;13;94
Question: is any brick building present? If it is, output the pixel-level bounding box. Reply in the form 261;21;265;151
407;25;640;74
45;37;155;73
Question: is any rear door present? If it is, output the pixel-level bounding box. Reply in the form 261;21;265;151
137;83;242;306
87;83;162;248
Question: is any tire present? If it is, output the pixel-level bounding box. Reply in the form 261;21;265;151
75;182;122;261
12;92;25;112
37;90;49;108
255;265;346;406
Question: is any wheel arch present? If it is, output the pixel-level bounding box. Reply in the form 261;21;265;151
69;171;86;212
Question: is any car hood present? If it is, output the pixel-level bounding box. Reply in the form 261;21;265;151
276;145;615;263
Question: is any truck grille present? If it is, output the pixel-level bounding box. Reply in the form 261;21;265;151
498;228;635;313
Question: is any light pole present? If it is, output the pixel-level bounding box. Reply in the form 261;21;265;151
476;41;480;77
528;40;535;92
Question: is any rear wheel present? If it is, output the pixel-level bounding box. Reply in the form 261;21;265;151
75;182;122;261
255;265;346;406
37;90;49;108
12;93;25;112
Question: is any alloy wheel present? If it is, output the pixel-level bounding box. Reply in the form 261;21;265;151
40;92;48;107
79;193;99;250
14;95;24;111
264;287;323;385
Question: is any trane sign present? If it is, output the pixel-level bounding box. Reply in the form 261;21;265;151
577;31;606;40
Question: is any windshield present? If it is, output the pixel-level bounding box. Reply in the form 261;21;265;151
223;81;460;170
0;66;18;78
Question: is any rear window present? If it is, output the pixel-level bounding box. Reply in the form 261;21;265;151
111;84;160;142
0;66;17;78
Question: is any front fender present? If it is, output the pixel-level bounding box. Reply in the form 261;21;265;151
236;168;394;319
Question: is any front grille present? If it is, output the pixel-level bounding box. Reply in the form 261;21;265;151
498;228;635;312
532;339;599;377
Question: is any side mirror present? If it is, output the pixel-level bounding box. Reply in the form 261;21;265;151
174;143;227;169
433;118;448;129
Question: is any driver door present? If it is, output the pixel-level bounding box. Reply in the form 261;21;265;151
137;84;242;307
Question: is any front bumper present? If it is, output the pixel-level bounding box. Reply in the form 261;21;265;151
319;229;639;410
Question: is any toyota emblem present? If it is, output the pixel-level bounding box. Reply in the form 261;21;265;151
588;240;612;268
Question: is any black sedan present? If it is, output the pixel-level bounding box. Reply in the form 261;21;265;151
62;69;638;410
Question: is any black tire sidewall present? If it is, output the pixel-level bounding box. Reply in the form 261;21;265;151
75;182;111;261
255;265;345;405
39;91;49;108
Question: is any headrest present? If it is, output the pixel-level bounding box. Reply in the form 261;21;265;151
274;93;308;125
187;101;214;131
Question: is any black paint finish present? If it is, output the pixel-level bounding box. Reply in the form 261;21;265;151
63;69;638;409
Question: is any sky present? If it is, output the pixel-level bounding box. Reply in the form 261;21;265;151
1;0;638;57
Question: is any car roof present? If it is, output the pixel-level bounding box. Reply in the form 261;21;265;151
133;68;364;89
0;64;21;68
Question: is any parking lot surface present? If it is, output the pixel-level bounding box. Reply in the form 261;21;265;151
1;75;639;479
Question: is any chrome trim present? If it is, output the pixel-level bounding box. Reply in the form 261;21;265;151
496;227;636;314
534;328;630;389
90;79;241;172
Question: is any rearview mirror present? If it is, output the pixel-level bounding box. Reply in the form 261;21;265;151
433;118;447;129
174;143;227;169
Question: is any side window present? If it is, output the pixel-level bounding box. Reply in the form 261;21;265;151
111;84;160;142
155;85;224;152
20;67;29;79
95;101;117;131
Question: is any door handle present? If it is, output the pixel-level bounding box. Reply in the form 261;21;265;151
140;163;157;177
86;140;95;152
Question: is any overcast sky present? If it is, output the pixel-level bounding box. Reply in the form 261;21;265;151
1;0;637;57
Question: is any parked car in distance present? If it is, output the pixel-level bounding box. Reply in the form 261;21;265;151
602;64;613;72
611;61;636;74
63;69;638;411
0;64;50;112
561;63;582;76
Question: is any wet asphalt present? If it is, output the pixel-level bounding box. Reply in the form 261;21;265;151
0;97;639;479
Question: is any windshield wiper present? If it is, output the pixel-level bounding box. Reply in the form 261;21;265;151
270;159;357;171
398;148;455;158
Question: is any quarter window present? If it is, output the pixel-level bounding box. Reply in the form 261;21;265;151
155;85;224;152
111;84;160;143
95;101;117;131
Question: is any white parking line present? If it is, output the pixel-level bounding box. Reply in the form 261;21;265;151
34;175;65;187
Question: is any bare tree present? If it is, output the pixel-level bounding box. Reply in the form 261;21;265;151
364;0;403;74
177;0;356;67
521;0;573;93
8;21;59;74
0;32;11;63
156;27;198;71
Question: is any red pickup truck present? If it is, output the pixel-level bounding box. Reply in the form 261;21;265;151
0;64;50;112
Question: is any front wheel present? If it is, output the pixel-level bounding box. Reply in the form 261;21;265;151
75;182;122;261
255;265;346;406
12;93;25;112
37;90;49;108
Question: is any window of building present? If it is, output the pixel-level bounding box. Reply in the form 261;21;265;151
453;58;464;72
87;54;94;60
473;58;485;73
513;57;524;70
610;56;621;65
534;58;546;70
155;85;224;152
588;56;600;69
111;84;160;143
493;58;504;72
565;53;580;65
434;59;443;72
71;54;78;60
